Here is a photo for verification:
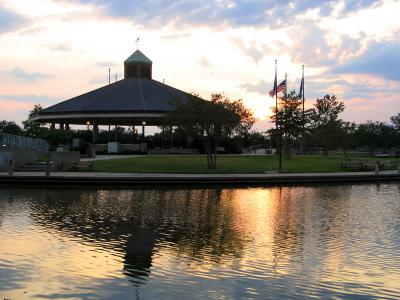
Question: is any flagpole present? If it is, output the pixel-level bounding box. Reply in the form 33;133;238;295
302;65;305;127
279;73;287;173
302;65;305;155
285;73;287;97
275;60;278;131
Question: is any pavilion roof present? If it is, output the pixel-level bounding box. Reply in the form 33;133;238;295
38;78;192;115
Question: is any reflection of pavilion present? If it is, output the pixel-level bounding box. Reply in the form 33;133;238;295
32;50;197;146
17;188;246;286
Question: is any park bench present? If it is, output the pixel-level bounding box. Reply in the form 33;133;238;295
341;160;363;171
216;147;228;154
61;161;93;171
361;161;377;171
377;160;397;170
341;160;377;171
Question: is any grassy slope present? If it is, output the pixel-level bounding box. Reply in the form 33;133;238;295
90;155;400;174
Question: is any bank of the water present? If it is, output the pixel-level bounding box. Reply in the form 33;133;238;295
1;170;400;186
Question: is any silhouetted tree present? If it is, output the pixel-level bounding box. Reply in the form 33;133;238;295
309;95;345;155
167;94;255;169
0;120;23;135
270;90;304;158
354;121;397;153
22;104;44;138
390;113;400;132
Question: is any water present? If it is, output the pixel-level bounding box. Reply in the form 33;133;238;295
0;184;399;299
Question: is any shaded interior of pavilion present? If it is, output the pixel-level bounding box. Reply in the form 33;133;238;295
46;120;185;154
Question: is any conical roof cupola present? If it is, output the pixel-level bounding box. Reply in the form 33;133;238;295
124;50;152;79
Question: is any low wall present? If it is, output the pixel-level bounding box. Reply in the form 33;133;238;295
95;143;147;154
51;151;80;171
95;144;108;153
0;150;42;171
120;143;147;153
148;148;199;155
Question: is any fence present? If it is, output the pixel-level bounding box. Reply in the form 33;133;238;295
0;133;48;151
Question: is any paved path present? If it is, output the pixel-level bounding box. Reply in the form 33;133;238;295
1;170;399;186
80;154;143;162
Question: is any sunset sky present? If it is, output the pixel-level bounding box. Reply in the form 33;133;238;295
1;0;399;130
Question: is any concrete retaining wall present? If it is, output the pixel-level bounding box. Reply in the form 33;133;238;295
95;143;148;154
51;151;80;171
0;150;42;171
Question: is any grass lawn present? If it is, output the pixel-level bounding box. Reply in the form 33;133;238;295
90;155;400;174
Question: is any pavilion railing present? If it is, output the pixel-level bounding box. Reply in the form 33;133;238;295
0;133;49;151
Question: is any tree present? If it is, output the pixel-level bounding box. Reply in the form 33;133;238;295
23;104;44;138
0;120;23;135
309;95;345;155
340;121;357;159
354;121;397;153
390;113;400;132
269;90;304;158
167;94;255;169
39;129;73;148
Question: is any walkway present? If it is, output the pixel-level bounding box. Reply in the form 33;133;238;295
1;170;399;186
80;154;143;162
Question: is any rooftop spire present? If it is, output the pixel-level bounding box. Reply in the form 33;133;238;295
124;49;152;79
124;50;152;64
135;37;140;50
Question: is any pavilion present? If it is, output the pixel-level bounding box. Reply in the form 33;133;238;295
32;49;195;145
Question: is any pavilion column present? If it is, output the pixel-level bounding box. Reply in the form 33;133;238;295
59;123;64;130
65;124;70;131
93;122;99;143
50;123;55;130
108;125;111;142
132;125;135;143
115;125;118;142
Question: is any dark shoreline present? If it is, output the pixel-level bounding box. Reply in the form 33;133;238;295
1;171;399;188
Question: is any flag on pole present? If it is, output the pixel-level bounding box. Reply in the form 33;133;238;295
276;79;286;94
269;79;286;97
298;75;304;99
268;70;277;97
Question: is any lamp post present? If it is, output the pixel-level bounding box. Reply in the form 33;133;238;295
141;121;146;141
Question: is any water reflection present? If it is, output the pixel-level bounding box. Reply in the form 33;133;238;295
0;184;399;299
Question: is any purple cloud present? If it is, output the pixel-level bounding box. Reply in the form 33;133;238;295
71;0;381;27
333;40;400;81
0;6;29;34
3;67;50;82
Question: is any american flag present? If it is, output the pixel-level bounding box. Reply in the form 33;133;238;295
276;79;286;93
268;88;275;97
298;76;304;99
269;79;286;97
268;72;277;97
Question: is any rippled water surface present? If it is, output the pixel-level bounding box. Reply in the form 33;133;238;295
0;184;399;299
